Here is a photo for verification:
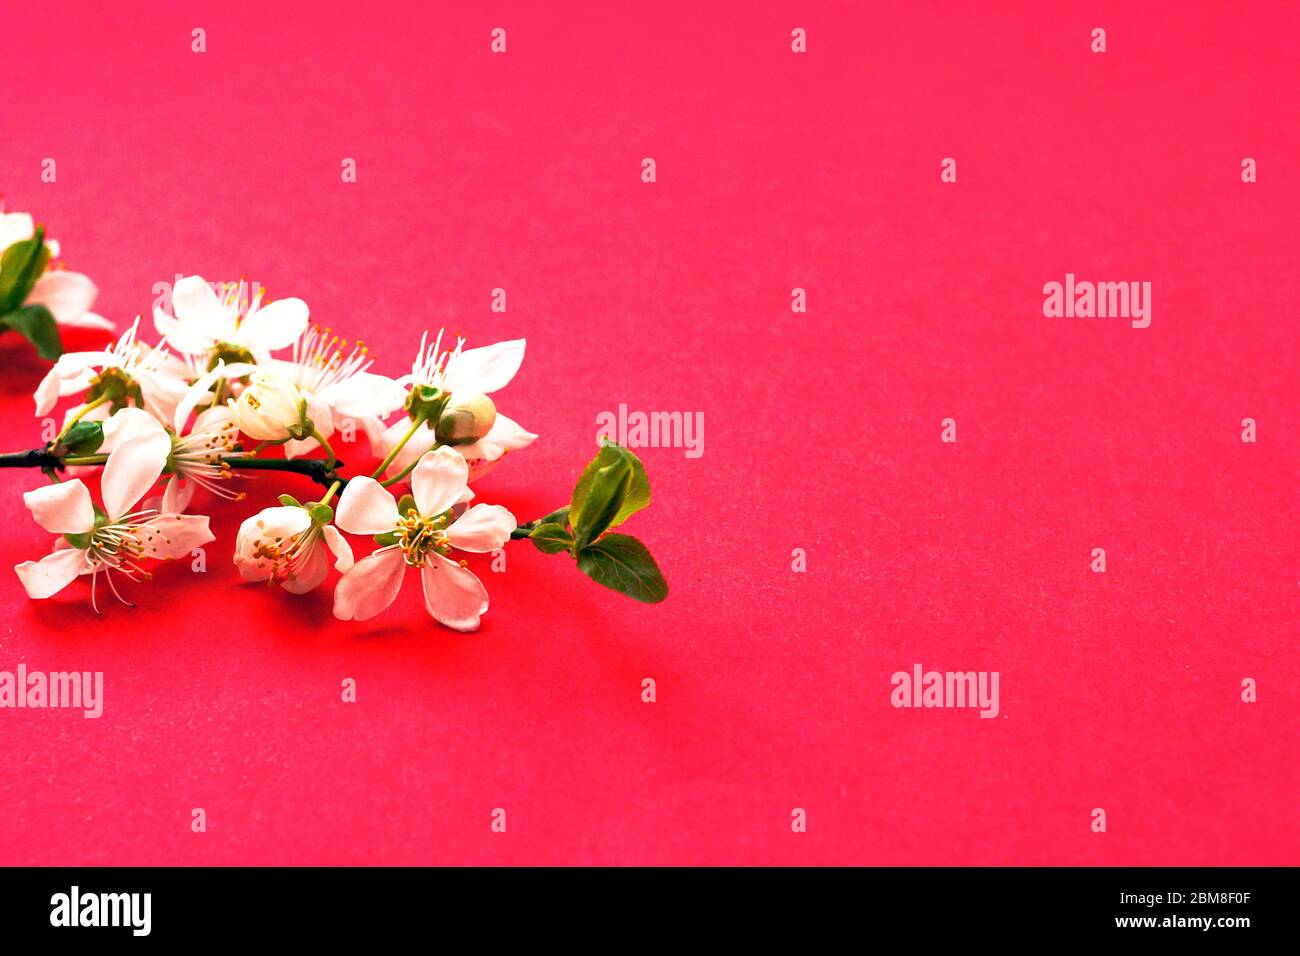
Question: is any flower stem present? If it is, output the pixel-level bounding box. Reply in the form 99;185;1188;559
320;480;342;506
56;394;111;441
370;416;426;479
380;455;423;488
309;427;338;470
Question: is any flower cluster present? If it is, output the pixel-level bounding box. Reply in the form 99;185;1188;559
2;212;666;629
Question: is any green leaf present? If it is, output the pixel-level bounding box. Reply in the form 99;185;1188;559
0;228;52;314
0;304;62;360
529;522;573;555
517;506;571;536
572;456;631;551
569;441;650;532
576;533;668;604
59;420;104;456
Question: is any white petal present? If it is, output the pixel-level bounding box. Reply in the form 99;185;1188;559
421;554;489;631
234;554;272;583
411;447;469;517
36;350;111;416
236;297;309;353
220;361;258;379
455;412;538;465
57;349;117;370
445;504;517;553
27;271;97;323
100;407;166;452
323;524;354;573
33;368;63;417
442;339;526;395
323;372;407;419
23;480;95;534
282;436;320;459
0;212;35;251
138;514;215;559
53;350;115;374
191;404;233;433
161;475;196;513
333;547;406;621
157;277;230;352
55;367;100;399
379;419;438;479
173;275;233;333
172;361;225;432
101;430;170;519
152;308;191;351
268;505;315;537
136;369;188;424
361;414;393;448
282;543;328;594
334;476;399;535
480;412;537;455
15;547;89;599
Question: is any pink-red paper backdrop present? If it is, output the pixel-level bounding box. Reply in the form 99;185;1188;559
0;1;1296;865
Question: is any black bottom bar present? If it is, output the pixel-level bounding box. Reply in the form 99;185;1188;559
0;867;1291;943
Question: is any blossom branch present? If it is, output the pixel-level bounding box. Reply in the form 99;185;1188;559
0;448;64;470
206;455;344;489
0;239;665;624
0;446;344;491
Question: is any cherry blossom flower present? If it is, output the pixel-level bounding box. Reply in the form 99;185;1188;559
404;329;526;396
332;447;516;630
99;363;242;513
152;275;308;364
13;430;214;611
1;211;112;331
233;503;353;594
264;324;405;458
372;330;536;480
33;317;185;422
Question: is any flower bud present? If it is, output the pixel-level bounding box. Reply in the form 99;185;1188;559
435;392;497;445
231;370;307;441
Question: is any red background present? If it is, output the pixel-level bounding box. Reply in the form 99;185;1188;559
0;1;1295;865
